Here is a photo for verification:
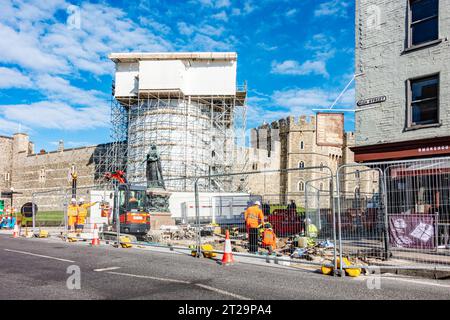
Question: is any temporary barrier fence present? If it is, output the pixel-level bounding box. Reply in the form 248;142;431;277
191;165;334;260
30;188;67;233
25;157;450;276
305;175;337;271
336;157;450;274
61;185;115;236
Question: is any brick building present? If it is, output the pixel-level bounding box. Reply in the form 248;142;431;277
353;0;450;161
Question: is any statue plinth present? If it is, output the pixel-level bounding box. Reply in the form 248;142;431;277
146;188;171;198
146;188;174;229
144;144;174;229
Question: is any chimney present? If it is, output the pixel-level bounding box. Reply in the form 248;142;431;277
58;140;64;152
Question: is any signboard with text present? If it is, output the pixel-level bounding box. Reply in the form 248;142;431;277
316;113;344;147
357;95;386;107
389;214;436;249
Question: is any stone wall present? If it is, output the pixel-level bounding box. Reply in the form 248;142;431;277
0;136;13;193
245;125;282;201
0;133;100;212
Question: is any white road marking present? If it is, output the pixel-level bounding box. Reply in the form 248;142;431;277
382;276;450;289
4;249;75;263
107;271;251;300
93;267;121;272
194;283;251;300
107;271;190;284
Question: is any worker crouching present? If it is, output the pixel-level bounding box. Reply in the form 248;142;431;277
261;226;277;254
244;201;264;254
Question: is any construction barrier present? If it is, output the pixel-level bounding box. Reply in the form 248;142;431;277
189;166;335;262
336;157;450;274
30;188;67;236
21;157;450;276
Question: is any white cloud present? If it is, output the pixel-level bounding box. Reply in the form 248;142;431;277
231;8;241;16
194;0;231;8
138;17;171;34
257;43;278;51
246;86;355;128
0;101;109;131
243;1;257;14
191;34;235;51
272;87;355;110
0;0;175;133
215;0;231;8
271;60;329;78
178;22;225;37
178;22;195;36
34;74;107;106
212;11;228;22
0;67;33;89
315;0;350;17
285;9;297;17
0;1;173;77
0;23;70;74
0;118;31;136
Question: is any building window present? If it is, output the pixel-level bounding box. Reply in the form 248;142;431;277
39;169;46;183
298;161;305;169
252;163;258;171
319;183;324;191
4;172;10;182
409;0;439;47
408;74;439;127
300;141;304;150
298;181;305;192
320;162;324;171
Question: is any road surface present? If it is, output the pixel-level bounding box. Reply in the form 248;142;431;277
1;234;449;300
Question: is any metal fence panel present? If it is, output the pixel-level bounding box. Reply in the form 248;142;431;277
191;166;335;264
337;157;450;272
31;188;66;236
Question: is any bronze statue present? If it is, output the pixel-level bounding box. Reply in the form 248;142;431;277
143;145;170;213
143;145;166;189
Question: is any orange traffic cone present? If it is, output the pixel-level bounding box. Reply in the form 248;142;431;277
12;223;19;238
221;230;234;265
91;224;100;246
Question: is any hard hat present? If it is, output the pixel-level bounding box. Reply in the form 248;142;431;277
71;198;76;203
254;201;261;206
79;197;85;202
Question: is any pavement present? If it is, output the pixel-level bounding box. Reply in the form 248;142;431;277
1;233;450;300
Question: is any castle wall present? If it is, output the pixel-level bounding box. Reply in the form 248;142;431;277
0;133;99;212
0;136;13;194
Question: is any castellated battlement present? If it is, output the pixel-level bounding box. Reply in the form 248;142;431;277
259;115;317;134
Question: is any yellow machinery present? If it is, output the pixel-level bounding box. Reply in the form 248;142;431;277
321;257;362;277
190;244;217;259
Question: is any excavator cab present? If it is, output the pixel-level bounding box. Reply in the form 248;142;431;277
113;185;150;236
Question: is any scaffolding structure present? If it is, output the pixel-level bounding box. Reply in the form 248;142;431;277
94;84;248;192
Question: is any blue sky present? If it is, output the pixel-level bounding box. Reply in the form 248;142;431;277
0;0;356;151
